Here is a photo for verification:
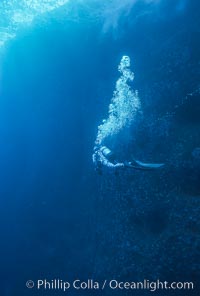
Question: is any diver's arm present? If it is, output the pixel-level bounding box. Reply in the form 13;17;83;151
92;151;97;164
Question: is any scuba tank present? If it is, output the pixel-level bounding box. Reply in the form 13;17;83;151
101;146;113;157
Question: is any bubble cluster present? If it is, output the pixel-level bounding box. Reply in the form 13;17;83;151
95;55;141;146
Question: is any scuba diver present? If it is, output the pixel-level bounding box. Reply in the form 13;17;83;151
92;145;164;174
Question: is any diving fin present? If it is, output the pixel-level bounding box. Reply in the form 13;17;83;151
134;160;164;169
124;160;164;170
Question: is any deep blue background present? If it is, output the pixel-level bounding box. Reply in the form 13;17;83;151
0;0;200;295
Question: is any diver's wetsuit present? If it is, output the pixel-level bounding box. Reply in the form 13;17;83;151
93;146;124;169
92;145;164;173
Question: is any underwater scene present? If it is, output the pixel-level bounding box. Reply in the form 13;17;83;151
0;0;200;295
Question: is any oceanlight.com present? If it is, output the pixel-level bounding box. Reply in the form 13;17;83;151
26;279;194;292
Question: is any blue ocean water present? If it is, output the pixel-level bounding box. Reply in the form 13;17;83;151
0;0;200;295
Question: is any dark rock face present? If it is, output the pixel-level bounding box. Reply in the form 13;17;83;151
92;1;200;294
